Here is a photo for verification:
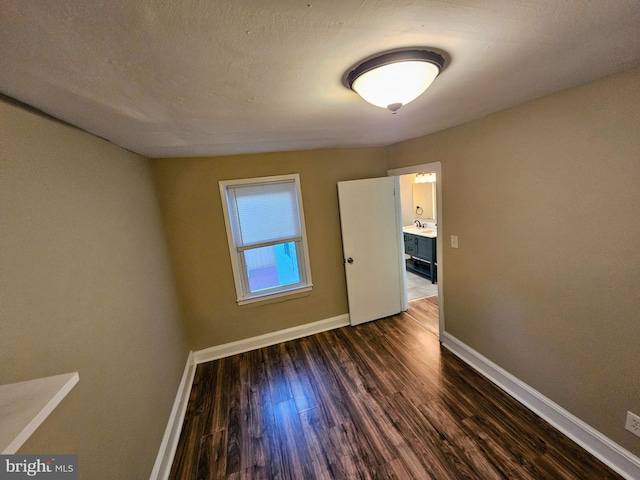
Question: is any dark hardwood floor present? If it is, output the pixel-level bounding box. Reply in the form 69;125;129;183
405;296;439;336
169;298;623;479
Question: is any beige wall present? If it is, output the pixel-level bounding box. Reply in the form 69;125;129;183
0;98;189;478
387;67;640;455
152;148;387;350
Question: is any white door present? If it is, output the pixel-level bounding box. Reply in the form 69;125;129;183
337;176;406;326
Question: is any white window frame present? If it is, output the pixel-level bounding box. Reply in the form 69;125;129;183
219;173;313;305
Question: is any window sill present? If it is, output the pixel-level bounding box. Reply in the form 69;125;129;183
237;285;313;306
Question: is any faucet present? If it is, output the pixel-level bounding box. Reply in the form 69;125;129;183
414;220;422;228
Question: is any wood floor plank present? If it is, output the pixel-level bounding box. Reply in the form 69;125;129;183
372;456;420;480
462;415;549;479
378;391;468;480
184;362;211;419
168;414;203;480
263;344;293;405
329;421;378;480
294;336;351;428
170;297;625;480
298;406;343;479
313;330;399;468
223;355;244;477
420;399;507;480
281;341;319;414
273;398;315;479
406;297;439;335
205;358;232;434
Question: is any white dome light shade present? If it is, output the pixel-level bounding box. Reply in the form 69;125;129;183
351;61;440;110
347;50;445;113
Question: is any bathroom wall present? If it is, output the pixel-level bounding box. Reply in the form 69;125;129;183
399;173;415;226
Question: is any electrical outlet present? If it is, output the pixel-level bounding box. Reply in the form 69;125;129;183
626;411;640;437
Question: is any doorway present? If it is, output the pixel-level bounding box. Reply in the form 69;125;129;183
388;162;444;337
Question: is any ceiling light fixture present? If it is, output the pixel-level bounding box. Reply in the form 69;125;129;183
347;49;445;114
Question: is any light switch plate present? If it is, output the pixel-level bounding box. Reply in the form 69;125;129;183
451;235;458;248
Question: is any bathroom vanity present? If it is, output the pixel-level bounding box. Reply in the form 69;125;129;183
402;226;437;283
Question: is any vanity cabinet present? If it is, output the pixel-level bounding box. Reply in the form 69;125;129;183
403;232;437;283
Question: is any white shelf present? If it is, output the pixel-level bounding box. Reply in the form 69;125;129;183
0;372;79;454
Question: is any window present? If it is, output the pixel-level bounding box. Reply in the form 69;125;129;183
219;174;313;304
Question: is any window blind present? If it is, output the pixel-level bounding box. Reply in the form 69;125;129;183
226;180;302;249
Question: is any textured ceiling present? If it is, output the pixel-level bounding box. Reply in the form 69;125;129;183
2;1;640;158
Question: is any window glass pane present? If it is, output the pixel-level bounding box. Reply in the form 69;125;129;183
227;180;301;247
244;242;301;293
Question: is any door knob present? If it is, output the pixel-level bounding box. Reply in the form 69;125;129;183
347;257;354;264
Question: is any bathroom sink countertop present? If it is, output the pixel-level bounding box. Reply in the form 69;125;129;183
403;226;437;238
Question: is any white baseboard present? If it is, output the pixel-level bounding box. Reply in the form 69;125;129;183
193;313;350;364
441;332;640;480
149;351;196;480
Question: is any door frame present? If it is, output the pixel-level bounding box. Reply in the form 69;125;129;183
387;162;444;336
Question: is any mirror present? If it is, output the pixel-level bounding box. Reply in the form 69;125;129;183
413;182;437;221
